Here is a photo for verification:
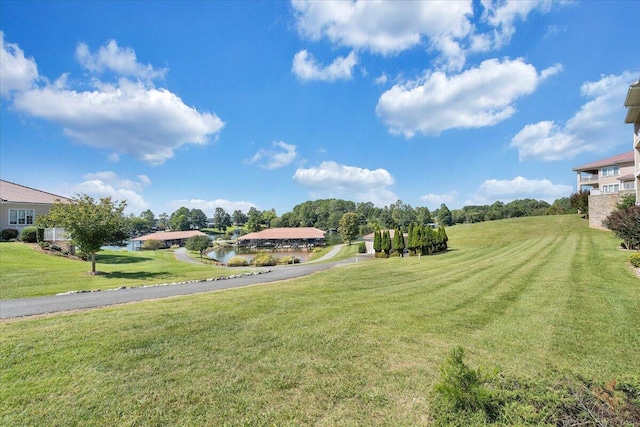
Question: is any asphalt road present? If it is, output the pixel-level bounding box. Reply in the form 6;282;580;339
1;246;366;320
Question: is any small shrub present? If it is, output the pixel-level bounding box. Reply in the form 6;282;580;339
252;253;277;266
20;226;39;243
50;244;62;252
227;256;249;267
277;255;300;265
39;241;50;248
312;247;323;253
77;251;90;261
630;253;640;268
0;228;19;241
432;346;497;422
358;242;366;253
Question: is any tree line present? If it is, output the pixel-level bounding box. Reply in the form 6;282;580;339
124;195;578;237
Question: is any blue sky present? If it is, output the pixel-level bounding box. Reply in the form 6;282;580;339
1;1;639;217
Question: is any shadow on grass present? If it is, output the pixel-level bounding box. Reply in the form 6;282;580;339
96;254;152;264
104;271;171;280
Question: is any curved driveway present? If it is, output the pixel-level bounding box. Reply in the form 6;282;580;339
1;245;366;319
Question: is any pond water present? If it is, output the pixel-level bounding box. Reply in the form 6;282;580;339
102;231;344;260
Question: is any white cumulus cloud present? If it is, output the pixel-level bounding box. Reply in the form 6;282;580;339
376;58;560;137
244;141;298;169
13;78;224;165
73;171;151;213
4;37;224;165
75;40;168;80
510;71;638;161
292;1;472;60
292;0;557;71
292;50;358;82
420;190;460;210
293;161;397;206
0;31;39;97
478;0;553;50
466;176;573;205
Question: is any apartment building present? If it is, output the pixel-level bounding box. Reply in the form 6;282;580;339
623;79;640;202
573;151;635;229
573;151;635;195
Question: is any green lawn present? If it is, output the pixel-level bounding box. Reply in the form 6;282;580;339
0;245;246;299
1;215;638;425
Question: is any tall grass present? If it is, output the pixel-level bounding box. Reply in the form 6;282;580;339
1;215;638;425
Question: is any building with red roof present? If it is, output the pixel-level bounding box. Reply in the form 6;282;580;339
0;179;70;233
573;151;635;195
236;227;325;249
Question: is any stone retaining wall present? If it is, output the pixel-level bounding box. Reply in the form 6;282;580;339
588;190;634;229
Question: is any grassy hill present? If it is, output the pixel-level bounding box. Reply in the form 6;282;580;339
1;214;638;425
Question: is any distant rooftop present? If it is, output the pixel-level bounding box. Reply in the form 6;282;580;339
132;230;207;241
572;151;634;172
238;227;325;241
0;179;70;205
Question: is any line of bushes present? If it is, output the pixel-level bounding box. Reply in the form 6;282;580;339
227;253;301;267
372;224;449;258
0;227;45;243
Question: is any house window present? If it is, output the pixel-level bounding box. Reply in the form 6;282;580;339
601;166;619;177
602;184;620;193
8;209;35;226
623;181;636;190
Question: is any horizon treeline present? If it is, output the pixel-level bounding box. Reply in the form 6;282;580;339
130;196;575;236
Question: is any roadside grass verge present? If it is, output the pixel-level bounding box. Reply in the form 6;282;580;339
1;215;638;425
306;243;360;263
0;244;244;299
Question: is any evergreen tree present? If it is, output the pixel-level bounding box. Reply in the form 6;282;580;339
393;228;405;256
381;229;391;255
373;229;381;253
407;223;415;255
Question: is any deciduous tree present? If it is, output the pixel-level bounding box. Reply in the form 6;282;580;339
185;235;211;258
190;208;208;229
338;212;361;245
40;195;128;274
569;190;590;216
170;207;191;231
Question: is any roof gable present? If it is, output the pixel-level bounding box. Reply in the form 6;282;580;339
0;180;70;204
572;151;634;171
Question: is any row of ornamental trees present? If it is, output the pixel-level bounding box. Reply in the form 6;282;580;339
371;224;448;258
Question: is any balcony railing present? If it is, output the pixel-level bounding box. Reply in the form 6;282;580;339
579;174;599;183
